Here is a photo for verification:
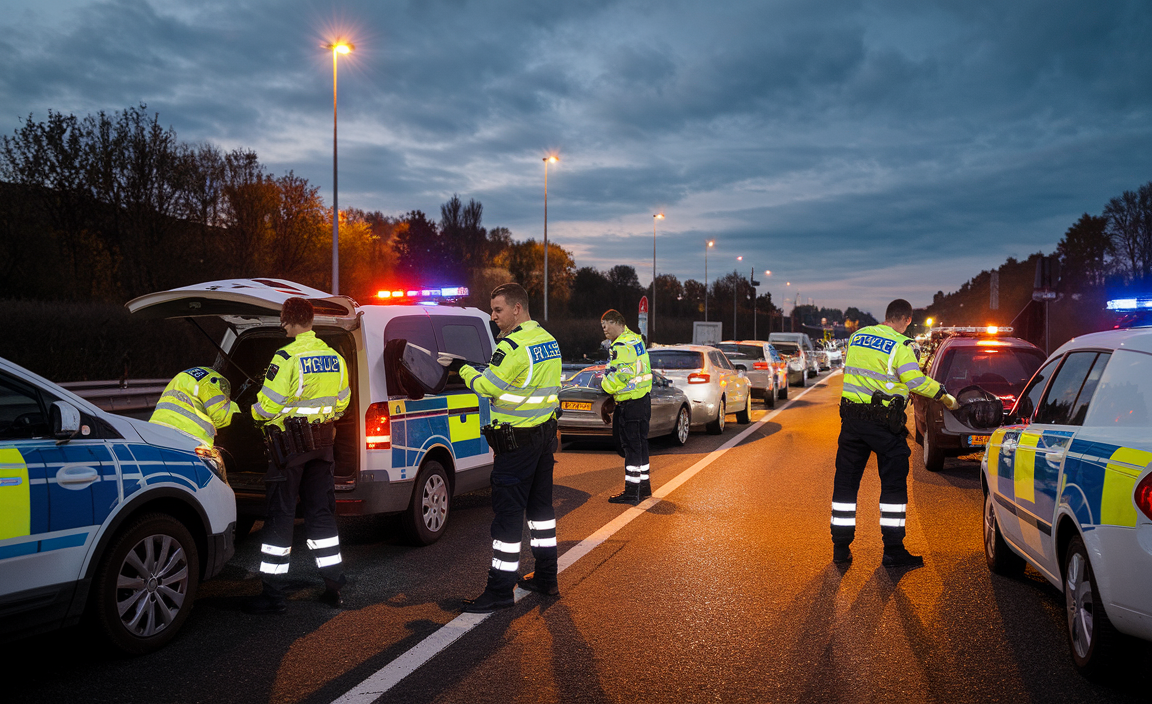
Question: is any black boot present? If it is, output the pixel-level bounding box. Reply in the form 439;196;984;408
321;575;346;607
882;545;924;568
462;590;515;613
241;592;287;615
608;483;641;505
517;571;560;597
832;544;852;565
638;479;652;499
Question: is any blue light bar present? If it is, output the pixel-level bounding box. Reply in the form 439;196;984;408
376;285;469;303
1107;297;1152;312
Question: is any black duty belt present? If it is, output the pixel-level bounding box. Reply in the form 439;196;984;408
482;417;557;455
840;394;908;435
265;417;337;468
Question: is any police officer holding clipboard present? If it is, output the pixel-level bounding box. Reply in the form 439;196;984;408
452;283;562;612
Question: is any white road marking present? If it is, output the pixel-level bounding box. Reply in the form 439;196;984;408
332;372;842;704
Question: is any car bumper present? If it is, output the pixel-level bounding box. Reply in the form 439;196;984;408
1084;524;1152;642
204;522;235;580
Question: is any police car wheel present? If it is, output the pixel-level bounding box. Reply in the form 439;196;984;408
403;461;450;546
92;513;200;655
1064;535;1123;678
671;406;690;446
706;398;726;435
983;489;1025;577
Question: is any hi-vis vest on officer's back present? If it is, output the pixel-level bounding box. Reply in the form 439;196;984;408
601;328;652;402
842;324;942;405
149;366;240;446
460;321;561;428
251;331;351;431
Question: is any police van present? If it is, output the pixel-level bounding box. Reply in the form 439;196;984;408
126;278;497;545
980;318;1152;676
0;355;235;653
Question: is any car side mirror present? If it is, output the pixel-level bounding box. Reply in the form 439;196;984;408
50;401;81;441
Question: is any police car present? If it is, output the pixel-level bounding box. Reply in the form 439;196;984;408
0;355;235;653
980;321;1152;676
126;279;498;545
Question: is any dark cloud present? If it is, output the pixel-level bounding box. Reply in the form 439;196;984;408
1;0;1150;316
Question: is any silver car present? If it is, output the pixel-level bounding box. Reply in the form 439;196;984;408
768;340;811;388
648;345;752;435
557;366;691;446
717;340;788;409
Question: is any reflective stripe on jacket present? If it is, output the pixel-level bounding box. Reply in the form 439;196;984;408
459;321;561;428
251;331;351;430
149;366;239;446
841;324;942;405
601;328;652;401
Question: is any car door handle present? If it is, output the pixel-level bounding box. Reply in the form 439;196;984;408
1046;450;1065;466
57;465;100;488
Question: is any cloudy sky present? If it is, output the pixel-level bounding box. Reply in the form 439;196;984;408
2;0;1150;317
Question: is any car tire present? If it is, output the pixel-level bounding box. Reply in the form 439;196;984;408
706;397;726;435
402;460;451;546
914;423;923;446
1065;535;1125;679
670;405;690;446
765;383;777;409
91;513;200;655
798;371;807;388
923;425;945;472
735;398;751;424
983;489;1025;577
778;379;789;400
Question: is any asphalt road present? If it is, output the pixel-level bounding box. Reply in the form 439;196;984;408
6;370;1151;703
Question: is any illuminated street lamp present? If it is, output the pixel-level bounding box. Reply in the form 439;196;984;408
543;155;558;321
652;213;664;339
704;240;715;321
326;39;354;294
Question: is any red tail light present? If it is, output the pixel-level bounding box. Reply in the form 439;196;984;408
753;361;770;370
365;402;392;450
998;395;1016;411
688;372;711;384
1136;473;1152;522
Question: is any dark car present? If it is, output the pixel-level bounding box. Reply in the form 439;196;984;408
557;366;691;446
912;332;1047;471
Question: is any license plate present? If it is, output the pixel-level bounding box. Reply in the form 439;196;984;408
561;401;592;411
968;435;990;447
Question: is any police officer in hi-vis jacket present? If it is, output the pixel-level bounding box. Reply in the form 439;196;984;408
600;309;653;506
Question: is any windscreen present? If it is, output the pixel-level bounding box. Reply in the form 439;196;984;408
935;345;1047;398
649;350;704;370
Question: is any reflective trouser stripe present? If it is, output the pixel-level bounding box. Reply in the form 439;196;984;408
831;500;857;527
879;501;907;528
625;465;642;483
879;517;906;527
527;519;556;530
492;539;520;571
307;536;340;550
831;502;856;512
528;518;558;549
261;544;291;556
260;562;290;574
830;516;856;526
492;558;519;571
530;537;558;548
639;463;650;480
316;553;343;568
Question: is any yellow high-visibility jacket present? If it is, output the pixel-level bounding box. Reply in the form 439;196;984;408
251;331;350;430
460;321;561;428
601;328;652;401
150;367;239;446
841;324;943;405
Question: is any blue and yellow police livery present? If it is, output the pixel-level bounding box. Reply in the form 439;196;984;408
0;355;235;654
980;326;1152;675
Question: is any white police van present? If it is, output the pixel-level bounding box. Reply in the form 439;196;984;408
981;318;1152;677
127;278;497;545
0;355;235;653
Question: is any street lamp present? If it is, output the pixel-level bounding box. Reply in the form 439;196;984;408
704;240;715;321
653;213;664;340
735;256;742;338
326;40;354;295
754;269;769;338
543;155;558;321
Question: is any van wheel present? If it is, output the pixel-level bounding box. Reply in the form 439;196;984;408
403;460;451;546
706;398;726;435
983;489;1025;576
92;513;200;655
1065;535;1124;679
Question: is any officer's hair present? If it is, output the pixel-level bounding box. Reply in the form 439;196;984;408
281;297;315;327
600;309;627;326
885;299;913;323
491;283;529;312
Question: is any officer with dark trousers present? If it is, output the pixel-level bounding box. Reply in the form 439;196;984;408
831;299;959;568
242;297;352;614
600;309;653;505
456;283;562;613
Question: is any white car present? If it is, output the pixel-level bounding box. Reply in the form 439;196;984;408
0;355;236;654
717;340;789;409
127;278;498;546
648;345;752;434
981;326;1152;677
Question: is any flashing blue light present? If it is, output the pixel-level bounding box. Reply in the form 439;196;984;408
1107;297;1152;312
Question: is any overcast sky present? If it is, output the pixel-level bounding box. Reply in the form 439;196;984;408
2;0;1150;317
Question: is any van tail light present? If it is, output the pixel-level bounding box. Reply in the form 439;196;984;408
1136;473;1152;522
365;402;392;450
753;361;770;370
688;372;711;384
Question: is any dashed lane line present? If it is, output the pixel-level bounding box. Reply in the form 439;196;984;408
332;370;843;704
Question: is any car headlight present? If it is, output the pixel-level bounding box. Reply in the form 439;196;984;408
196;445;228;485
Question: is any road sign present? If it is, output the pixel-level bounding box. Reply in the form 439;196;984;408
638;296;648;340
1032;290;1058;301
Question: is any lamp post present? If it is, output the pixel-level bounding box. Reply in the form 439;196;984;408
326;40;354;295
704;240;715;321
754;270;769;339
652;213;663;340
734;256;742;338
543;155;558;321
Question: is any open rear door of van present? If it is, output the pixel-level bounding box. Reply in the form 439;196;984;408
126;278;358;327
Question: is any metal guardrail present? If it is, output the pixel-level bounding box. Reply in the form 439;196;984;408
59;379;169;414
